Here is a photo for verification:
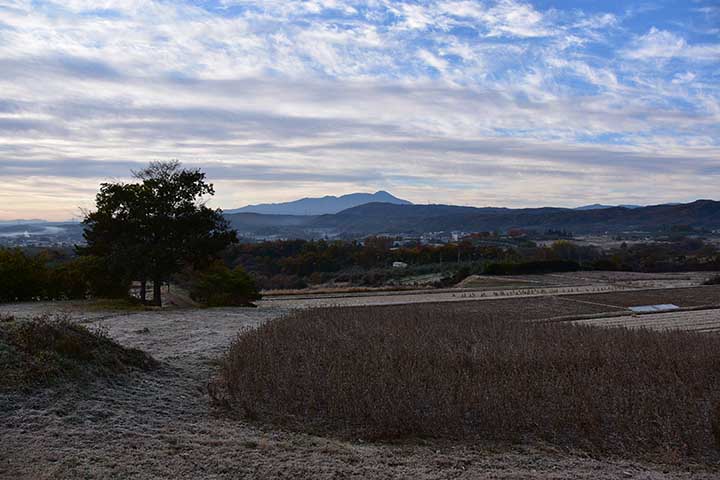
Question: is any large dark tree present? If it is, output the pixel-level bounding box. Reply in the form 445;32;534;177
80;161;237;305
79;182;146;297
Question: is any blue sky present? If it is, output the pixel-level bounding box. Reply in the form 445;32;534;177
0;0;718;219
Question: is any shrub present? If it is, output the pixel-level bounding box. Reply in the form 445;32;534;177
307;271;327;285
704;275;720;286
45;259;90;300
74;255;133;299
189;262;261;306
218;306;720;462
360;269;388;286
591;259;619;271
0;315;157;390
0;249;131;303
264;274;307;290
0;248;48;302
46;255;132;301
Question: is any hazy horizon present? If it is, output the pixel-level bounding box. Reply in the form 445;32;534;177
1;191;716;223
1;1;718;221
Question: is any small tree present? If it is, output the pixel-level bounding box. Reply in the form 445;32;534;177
188;262;260;307
81;161;237;305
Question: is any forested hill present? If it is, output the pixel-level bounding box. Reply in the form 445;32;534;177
310;200;720;234
225;199;720;237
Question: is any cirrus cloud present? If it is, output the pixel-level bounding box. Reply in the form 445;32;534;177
0;0;718;220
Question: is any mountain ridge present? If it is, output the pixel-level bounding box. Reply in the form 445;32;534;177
225;191;412;216
574;204;641;210
224;199;720;237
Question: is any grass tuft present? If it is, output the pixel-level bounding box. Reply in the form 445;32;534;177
0;315;157;391
218;305;720;462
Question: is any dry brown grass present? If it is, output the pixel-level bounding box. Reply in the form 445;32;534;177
218;305;720;462
0;315;157;390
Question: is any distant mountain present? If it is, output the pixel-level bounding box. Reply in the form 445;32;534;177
225;191;412;216
308;200;720;235
575;204;641;211
0;219;49;225
574;203;686;211
224;199;720;238
226;200;720;238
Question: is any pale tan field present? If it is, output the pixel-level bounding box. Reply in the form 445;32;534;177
261;271;719;309
574;308;720;333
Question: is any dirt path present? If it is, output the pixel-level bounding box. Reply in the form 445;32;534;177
1;304;718;479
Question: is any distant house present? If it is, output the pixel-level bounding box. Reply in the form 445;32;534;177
392;261;408;269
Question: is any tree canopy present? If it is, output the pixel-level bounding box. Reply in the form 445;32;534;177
80;161;237;305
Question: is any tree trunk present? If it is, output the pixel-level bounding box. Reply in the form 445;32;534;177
139;279;147;303
152;278;162;306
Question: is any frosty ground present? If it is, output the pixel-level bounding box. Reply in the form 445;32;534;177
2;276;719;479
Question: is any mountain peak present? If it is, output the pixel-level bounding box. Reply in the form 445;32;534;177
575;203;642;211
225;191;412;216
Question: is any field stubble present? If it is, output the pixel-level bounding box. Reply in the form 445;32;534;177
3;280;720;478
218;305;720;463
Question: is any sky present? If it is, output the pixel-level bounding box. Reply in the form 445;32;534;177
0;0;718;220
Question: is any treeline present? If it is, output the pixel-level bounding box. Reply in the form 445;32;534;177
603;238;719;272
223;238;512;289
3;234;718;302
0;247;260;306
223;236;720;289
0;249;127;303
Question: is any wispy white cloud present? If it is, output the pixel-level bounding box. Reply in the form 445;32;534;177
0;0;718;219
624;27;720;61
672;71;696;84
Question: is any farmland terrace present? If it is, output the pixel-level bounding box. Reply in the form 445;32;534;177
1;271;719;479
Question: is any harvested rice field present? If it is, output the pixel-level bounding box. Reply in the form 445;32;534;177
345;295;626;320
564;285;720;309
573;308;720;333
261;272;719;310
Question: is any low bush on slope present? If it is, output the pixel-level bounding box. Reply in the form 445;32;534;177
0;315;157;391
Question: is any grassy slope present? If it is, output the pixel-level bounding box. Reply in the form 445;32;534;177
0;315;157;391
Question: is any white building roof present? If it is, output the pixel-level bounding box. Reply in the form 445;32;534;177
629;304;680;313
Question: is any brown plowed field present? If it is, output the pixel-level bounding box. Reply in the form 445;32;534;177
344;295;625;320
562;285;720;308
